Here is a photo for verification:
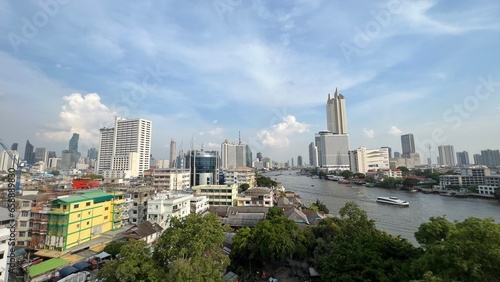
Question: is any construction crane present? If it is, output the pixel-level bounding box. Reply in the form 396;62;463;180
0;138;25;194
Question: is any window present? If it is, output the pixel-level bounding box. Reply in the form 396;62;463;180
21;211;29;217
76;224;80;228
104;216;108;220
88;211;91;215
63;205;67;209
87;221;90;225
22;202;30;207
20;221;27;227
77;214;81;218
86;202;91;206
105;207;109;211
74;204;79;209
0;252;4;259
19;231;26;237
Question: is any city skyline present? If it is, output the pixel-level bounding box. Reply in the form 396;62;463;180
1;1;500;161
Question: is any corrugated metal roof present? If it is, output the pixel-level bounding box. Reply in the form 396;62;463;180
29;258;70;277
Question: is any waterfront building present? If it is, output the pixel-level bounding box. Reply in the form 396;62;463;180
480;149;500;167
349;147;390;174
193;184;239;206
315;131;350;169
146;191;193;229
439;166;491;188
143;168;190;190
222;167;256;187
45;190;124;251
438;145;456;166
308;142;319;168
236;187;273;207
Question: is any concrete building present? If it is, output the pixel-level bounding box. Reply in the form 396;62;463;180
186;150;220;186
481;149;500;167
193;184;239;206
143;168;190;190
473;154;483;165
14;195;38;248
349;147;390;174
87;148;98;160
222;167;256;187
127;187;156;225
123;221;163;245
34;147;48;165
439;166;492;189
390;154;421;169
221;140;247;169
190;196;209;214
97;128;114;173
169;139;177;168
326;88;348;134
45;190;124;251
297;156;303;167
24;140;35;165
315;131;350;169
110;152;139;177
0;207;12;282
146;192;193;229
308;142;318;167
456;151;470;166
236;187;273;207
438;145;456;166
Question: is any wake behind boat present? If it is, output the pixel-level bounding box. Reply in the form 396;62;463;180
376;196;409;207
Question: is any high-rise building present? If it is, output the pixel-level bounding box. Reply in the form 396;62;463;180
0;150;19;172
69;133;79;153
47;151;57;159
24;140;34;164
382;146;392;158
480;149;500;167
87;148;98;160
297;156;303;167
315;131;350;169
394;152;401;158
309;142;318;167
473;154;483;165
11;143;18;151
221;140;247;169
60;150;73;170
34;147;48;164
245;145;252;168
97;128;115;173
401;134;416;155
326;88;348;134
349;147;390;173
456;151;470;166
113;117;152;176
186;150;219;186
169;139;177;168
438;145;456;166
256;152;263;162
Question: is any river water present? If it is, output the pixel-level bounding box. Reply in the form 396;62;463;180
266;172;500;245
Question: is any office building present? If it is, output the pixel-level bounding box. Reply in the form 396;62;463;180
256;152;263;162
349;147;390;174
11;143;18;151
438;145;456;166
60;150;73;170
315;131;350;169
326;88;348;134
381;146;392;158
297;156;303;167
394;151;401;158
169;139;177;168
34;147;48;164
45;190;124;251
87;148;98;160
24;140;35;165
401;134;416;155
473;154;483;165
309;142;319;167
186;150;220;186
245;145;253;168
456;151;470;166
221;139;247;169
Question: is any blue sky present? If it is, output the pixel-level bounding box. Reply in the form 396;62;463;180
1;0;499;163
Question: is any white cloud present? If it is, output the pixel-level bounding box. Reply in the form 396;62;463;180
363;128;375;138
37;93;116;148
199;127;223;136
257;115;309;148
387;126;402;136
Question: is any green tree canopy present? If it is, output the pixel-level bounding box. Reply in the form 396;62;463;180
239;183;250;192
153;213;230;281
255;175;278;187
310;199;329;214
103;241;126;258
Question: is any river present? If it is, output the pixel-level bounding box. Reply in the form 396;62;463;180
265;172;500;245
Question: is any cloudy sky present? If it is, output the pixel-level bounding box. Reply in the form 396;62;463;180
1;0;499;163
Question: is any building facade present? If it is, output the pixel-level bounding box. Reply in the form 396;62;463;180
349;147;390;174
221;140;247;169
236;187;273;207
401;134;416;156
222;167;256;187
315;131;350;169
143;168;191;190
326;89;348;134
187;150;220;186
146;192;193;229
193;184;238;206
456;151;470;166
438;145;456;166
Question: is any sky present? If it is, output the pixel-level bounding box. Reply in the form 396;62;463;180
1;0;500;163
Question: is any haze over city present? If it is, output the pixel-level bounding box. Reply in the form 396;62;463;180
1;0;500;161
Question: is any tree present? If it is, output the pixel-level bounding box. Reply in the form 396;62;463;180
103;241;127;258
397;166;410;176
50;170;60;176
339;170;353;179
414;217;500;281
378;177;402;188
153;213;230;281
402;177;419;188
266;206;284;220
239;183;250;192
310;199;329;214
255;175;277;187
97;239;164;282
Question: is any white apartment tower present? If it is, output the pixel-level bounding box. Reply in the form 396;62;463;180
97;117;152;177
326;88;348;134
221;139;247;169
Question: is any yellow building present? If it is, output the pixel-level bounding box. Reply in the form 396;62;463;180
45;190;124;251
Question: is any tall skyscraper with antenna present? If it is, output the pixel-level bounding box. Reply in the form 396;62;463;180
326;88;348;134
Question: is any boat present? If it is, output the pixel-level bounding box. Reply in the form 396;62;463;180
376;196;409;207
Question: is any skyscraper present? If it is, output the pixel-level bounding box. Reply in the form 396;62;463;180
456;151;470;166
401;134;416;155
113;117;152;176
315;131;350;169
245;145;252;168
87;148;98;160
473;154;483;165
480;149;500;167
309;142;318;167
186;150;219;186
169;139;177;168
24;140;34;164
221;139;247;169
256;152;263;162
297;156;303;167
11;143;18;151
97;128;114;173
69;133;79;153
326;88;348;134
34;147;48;164
438;145;456;166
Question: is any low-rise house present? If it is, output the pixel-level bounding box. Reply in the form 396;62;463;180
209;206;268;228
236;187;273;207
146;191;193;229
123;221;163;244
190;196;209;214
